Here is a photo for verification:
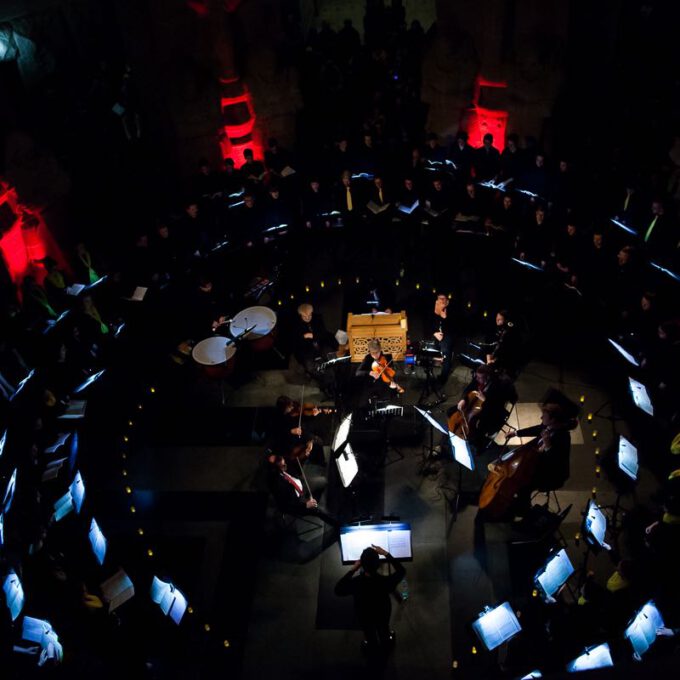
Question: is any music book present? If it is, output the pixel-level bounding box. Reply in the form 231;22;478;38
74;369;106;394
44;433;70;454
280;165;296;177
101;569;135;612
650;261;680;283
607;338;639;366
472;602;522;651
128;286;148;302
0;514;3;547
610;217;638;237
520;672;542;679
566;643;613;672
335;444;359;488
0;429;6;458
3;468;17;513
58;400;87;420
367;200;391;214
617;435;638;481
151;576;188;625
71;471;85;513
53;492;74;521
624;600;664;658
3;571;24;621
449;432;474;471
414;406;447;435
89;518;107;565
424;206;448;218
628;377;653;416
65;284;86;296
584;500;607;549
351;172;374;180
332;414;353;453
397;200;419;215
20;616;63;665
534;548;574;600
339;522;412;563
41;457;67;482
511;257;544;272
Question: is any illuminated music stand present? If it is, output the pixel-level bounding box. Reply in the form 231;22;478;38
577;499;611;585
600;435;639;537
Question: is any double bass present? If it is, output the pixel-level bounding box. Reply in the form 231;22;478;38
478;431;550;520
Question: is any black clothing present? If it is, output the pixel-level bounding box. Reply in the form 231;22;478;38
335;554;406;648
457;373;517;443
291;313;338;367
490;323;522;376
430;310;455;383
514;424;571;491
356;351;399;404
474;145;501;182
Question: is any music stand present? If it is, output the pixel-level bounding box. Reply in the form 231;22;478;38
577;499;611;585
600;435;638;536
416;352;446;407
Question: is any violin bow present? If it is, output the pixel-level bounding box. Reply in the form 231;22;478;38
297;384;305;437
297;458;314;501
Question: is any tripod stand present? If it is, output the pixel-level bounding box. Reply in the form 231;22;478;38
417;359;446;407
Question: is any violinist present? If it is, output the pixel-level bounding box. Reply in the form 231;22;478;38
356;339;405;402
431;293;454;386
450;364;516;450
266;454;338;529
270;395;328;465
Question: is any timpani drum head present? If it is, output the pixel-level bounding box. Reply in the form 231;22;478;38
192;337;237;366
230;306;277;340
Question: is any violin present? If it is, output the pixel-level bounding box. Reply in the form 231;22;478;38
289;401;336;418
370;355;405;394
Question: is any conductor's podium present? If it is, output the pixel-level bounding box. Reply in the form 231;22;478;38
347;311;408;362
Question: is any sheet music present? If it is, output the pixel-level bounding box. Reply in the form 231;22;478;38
65;284;86;296
332;414;353;453
628;377;654;416
335;445;358;488
53;492;74;521
44;433;70;454
70;471;85;513
607;338;639;367
617;435;638;481
567;643;613;672
0;429;6;457
22;616;52;644
129;286;148;302
3;468;17;512
339;523;412;562
449;433;474;470
414;406;448;435
585;501;607;547
625;601;664;657
472;602;522;651
536;549;574;597
101;569;135;612
58;399;87;419
88;518;107;565
3;571;24;621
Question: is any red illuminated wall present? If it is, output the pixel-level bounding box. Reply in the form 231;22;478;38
218;78;263;167
0;180;67;296
461;76;509;151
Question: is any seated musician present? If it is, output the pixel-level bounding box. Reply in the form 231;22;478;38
266;453;338;528
504;390;579;495
291;303;338;394
451;363;517;450
486;310;522;377
356;339;405;402
271;395;326;466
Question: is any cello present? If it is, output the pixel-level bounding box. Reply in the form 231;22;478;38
478;429;552;520
447;390;485;439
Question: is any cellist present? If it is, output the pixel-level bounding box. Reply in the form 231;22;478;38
479;390;578;519
452;364;517;449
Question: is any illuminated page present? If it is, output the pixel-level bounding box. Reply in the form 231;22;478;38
472;602;521;650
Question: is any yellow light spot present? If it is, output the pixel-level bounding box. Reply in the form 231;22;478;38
187;607;193;614
415;283;420;290
595;466;601;477
122;469;128;477
587;413;593;422
483;311;488;318
223;640;230;648
137;404;143;410
395;279;399;287
471;646;477;655
137;528;144;536
448;293;452;299
320;281;325;288
123;436;129;443
592;430;598;440
466;301;472;310
150;387;156;394
591;487;597;497
128;420;134;427
355;277;360;284
289;294;294;300
452;660;458;669
595;447;601;456
130;505;136;514
125;486;132;494
305;285;310;293
532;589;538;598
277;300;282;306
579;395;585;403
121;452;127;459
337;278;342;285
432;287;436;294
204;624;211;632
147;549;153;557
